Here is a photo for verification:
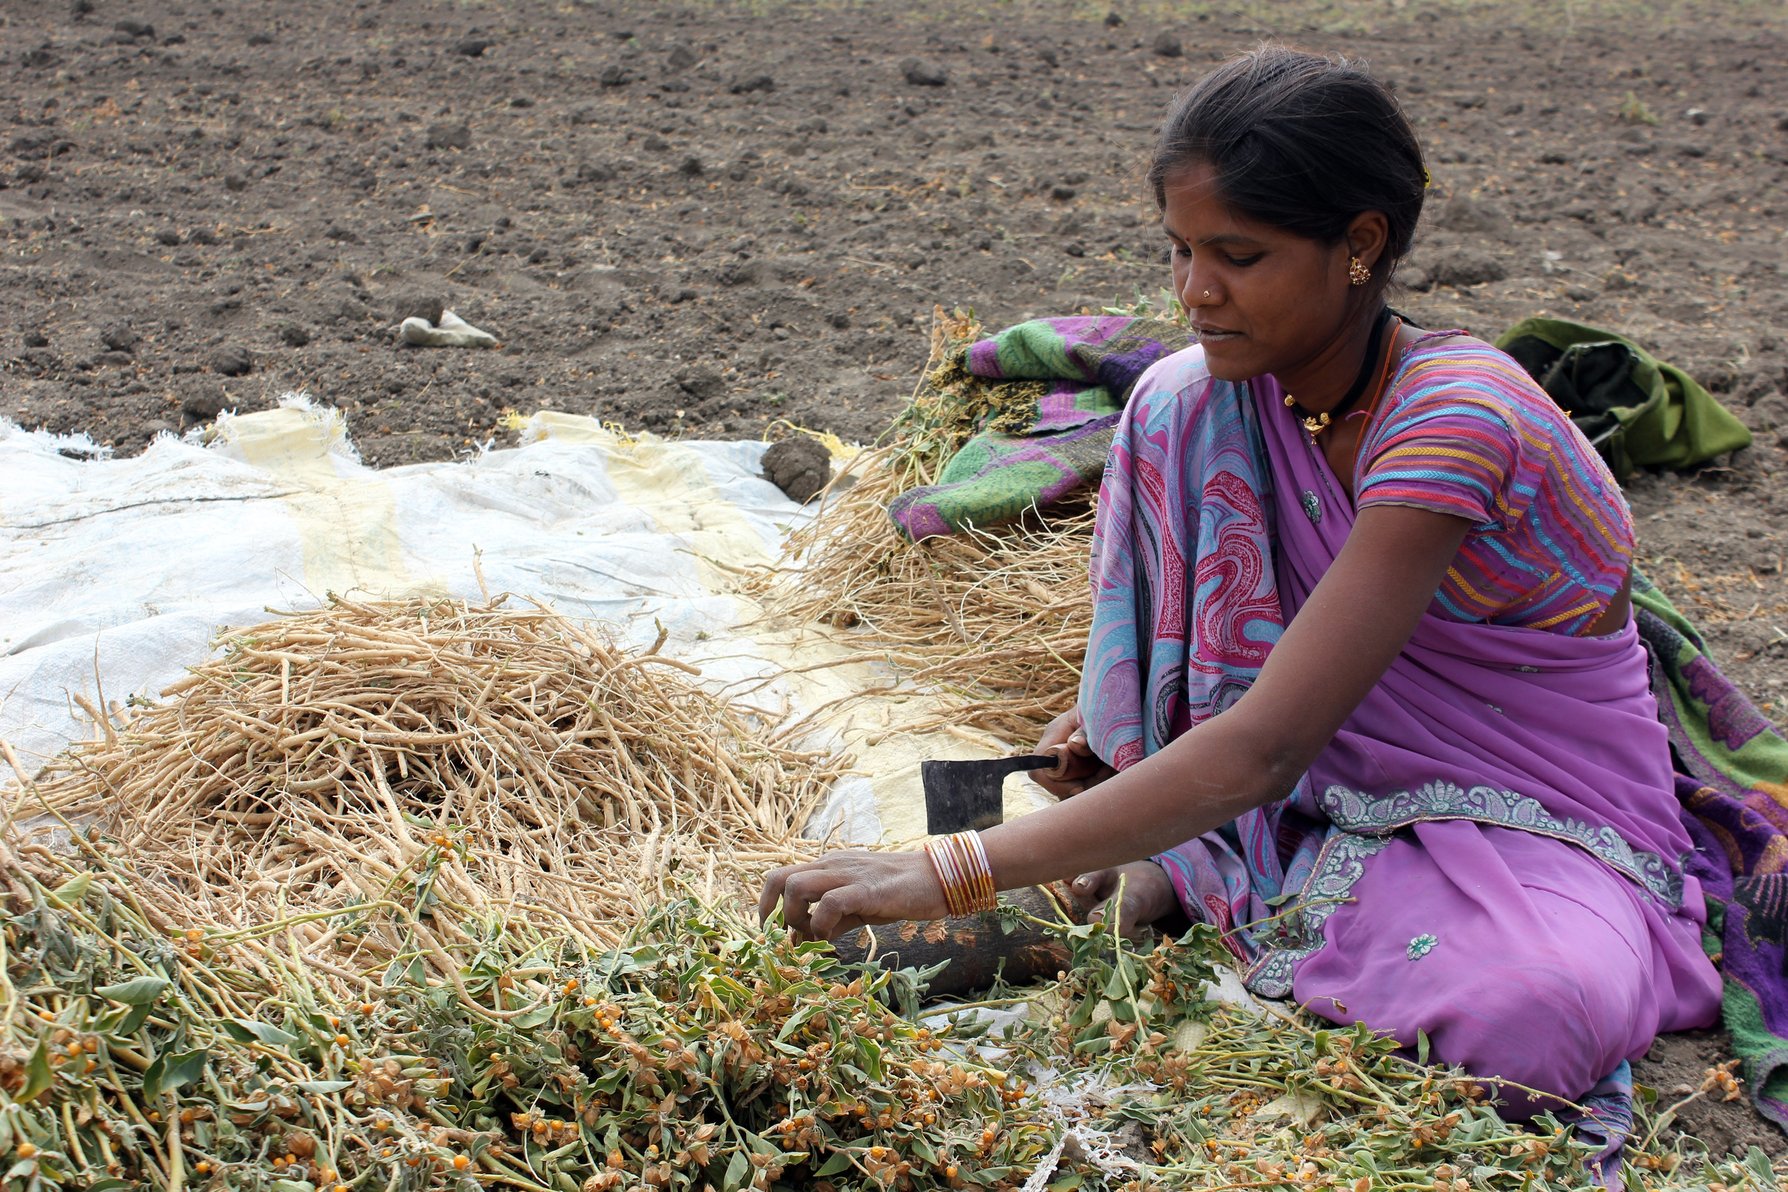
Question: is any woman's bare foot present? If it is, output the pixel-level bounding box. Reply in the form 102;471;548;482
1070;860;1179;937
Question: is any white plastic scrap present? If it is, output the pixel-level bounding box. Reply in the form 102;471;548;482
398;308;498;348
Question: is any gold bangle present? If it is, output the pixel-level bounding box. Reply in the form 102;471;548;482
923;836;962;916
924;831;997;917
962;830;997;911
923;835;970;916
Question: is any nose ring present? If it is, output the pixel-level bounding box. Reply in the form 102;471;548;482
1202;290;1212;299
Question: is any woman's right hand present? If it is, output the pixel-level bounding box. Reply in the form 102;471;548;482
1031;704;1114;798
758;849;950;941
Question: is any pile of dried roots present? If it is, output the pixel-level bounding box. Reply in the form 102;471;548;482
8;594;836;960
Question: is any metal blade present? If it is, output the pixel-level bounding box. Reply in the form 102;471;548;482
921;754;1054;835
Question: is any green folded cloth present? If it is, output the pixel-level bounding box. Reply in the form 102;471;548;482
1496;317;1751;477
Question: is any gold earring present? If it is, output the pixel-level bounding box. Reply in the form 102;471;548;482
1348;257;1371;286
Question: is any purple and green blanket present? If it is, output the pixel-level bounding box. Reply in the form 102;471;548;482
1635;571;1788;1130
887;315;1194;541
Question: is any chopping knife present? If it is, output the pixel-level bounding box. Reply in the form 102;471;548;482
921;753;1055;835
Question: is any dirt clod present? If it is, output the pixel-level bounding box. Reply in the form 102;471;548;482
901;58;948;87
181;389;225;423
424;122;472;151
1423;247;1508;288
98;323;138;353
210;346;252;377
762;436;832;503
393;294;445;326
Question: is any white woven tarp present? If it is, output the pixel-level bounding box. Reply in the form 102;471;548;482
0;399;1049;842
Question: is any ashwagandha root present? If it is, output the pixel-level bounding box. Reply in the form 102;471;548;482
7;594;837;964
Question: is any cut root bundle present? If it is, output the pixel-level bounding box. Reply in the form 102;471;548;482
8;594;836;959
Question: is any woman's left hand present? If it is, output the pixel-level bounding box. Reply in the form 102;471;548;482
758;850;949;940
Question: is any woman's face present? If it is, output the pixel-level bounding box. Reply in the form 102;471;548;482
1160;161;1360;392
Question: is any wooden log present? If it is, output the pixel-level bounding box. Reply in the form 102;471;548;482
829;882;1095;999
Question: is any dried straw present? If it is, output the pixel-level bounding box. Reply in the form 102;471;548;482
8;593;836;961
751;309;1094;745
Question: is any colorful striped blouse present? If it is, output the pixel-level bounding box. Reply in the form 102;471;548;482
1353;332;1634;636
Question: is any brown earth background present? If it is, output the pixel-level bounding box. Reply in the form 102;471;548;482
2;0;1786;1160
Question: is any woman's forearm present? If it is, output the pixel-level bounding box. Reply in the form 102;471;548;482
978;713;1298;890
976;508;1474;893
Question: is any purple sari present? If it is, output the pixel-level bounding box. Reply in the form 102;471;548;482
1081;345;1721;1109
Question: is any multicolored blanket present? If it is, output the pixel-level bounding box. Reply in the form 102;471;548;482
1635;573;1788;1130
887;316;1193;540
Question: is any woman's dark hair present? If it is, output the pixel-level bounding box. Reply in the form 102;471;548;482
1149;46;1426;276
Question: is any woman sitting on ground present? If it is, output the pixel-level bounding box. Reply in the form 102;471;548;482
760;45;1720;1114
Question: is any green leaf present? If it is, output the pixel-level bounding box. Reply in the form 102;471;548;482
223;1019;300;1049
95;975;170;1006
775;1002;821;1042
146;1050;209;1100
1414;1027;1430;1066
812;1151;853;1178
118;1002;156;1036
86;1179;134;1192
510;1004;556;1029
292;1080;354;1094
722;1149;750;1190
143;1048;208;1100
48;872;94;907
381;954;426;989
1741;1147;1775;1181
857;1036;883;1082
20;1039;53;1103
